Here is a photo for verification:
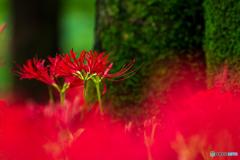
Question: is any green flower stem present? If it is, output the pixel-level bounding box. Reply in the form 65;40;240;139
91;76;103;114
60;84;70;106
53;85;63;105
52;84;68;106
76;71;84;80
83;80;88;109
60;91;65;106
85;72;90;80
83;80;88;100
48;85;54;107
95;81;103;114
87;73;96;80
74;72;93;110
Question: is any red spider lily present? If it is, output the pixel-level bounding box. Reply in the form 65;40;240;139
12;54;84;91
84;50;143;80
57;49;109;80
45;49;143;95
11;58;56;86
57;49;86;78
0;23;6;35
64;76;83;88
47;53;81;87
84;50;143;81
46;53;62;77
101;60;143;81
94;60;143;95
47;53;84;89
84;50;115;76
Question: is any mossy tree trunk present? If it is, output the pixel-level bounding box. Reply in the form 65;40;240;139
11;0;60;103
92;0;205;121
204;0;240;94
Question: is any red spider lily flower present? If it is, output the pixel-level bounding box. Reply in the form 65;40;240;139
84;50;143;80
58;49;86;78
55;49;143;95
47;53;62;76
84;50;115;76
75;50;143;95
95;60;143;95
64;76;84;88
101;60;143;81
0;23;6;35
58;49;113;80
47;53;84;89
11;58;56;86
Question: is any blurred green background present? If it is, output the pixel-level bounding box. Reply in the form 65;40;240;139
59;0;95;52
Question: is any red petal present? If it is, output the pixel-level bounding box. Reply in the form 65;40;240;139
101;79;107;95
104;63;113;75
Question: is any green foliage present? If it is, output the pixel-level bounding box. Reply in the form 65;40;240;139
90;0;204;120
203;0;240;89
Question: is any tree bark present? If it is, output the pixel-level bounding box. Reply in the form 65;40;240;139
91;0;206;120
204;0;240;95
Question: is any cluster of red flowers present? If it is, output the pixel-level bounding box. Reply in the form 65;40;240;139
0;86;148;160
12;49;142;95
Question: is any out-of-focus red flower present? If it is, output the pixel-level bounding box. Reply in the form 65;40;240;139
66;124;146;160
151;89;240;160
11;58;56;85
0;89;150;160
0;103;57;160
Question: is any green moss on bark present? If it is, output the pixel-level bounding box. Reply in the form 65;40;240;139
91;0;205;120
203;0;240;93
